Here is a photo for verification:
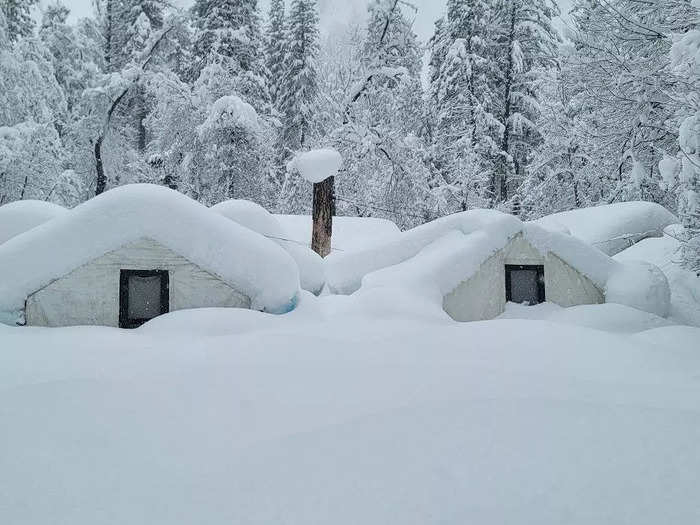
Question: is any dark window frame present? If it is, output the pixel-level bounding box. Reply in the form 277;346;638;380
505;264;545;305
119;269;169;328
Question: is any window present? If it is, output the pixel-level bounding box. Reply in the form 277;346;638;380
505;265;545;305
119;269;169;328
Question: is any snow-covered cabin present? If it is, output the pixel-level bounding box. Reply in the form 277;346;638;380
0;185;300;327
327;210;670;321
0;199;67;244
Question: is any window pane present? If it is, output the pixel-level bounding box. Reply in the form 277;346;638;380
128;274;162;319
510;269;539;305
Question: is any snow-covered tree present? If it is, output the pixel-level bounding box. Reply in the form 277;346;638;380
265;0;286;108
190;0;268;111
566;0;694;209
667;1;700;272
331;0;432;227
1;0;38;42
488;0;560;206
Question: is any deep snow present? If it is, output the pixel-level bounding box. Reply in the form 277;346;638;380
534;201;678;255
1;295;699;525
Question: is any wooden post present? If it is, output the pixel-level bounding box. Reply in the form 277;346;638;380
311;176;334;257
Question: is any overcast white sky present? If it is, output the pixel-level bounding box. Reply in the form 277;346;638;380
53;0;574;44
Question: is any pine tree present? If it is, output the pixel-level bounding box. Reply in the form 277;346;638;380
279;0;319;151
489;0;560;206
428;0;502;213
277;0;319;211
265;0;286;108
190;0;268;110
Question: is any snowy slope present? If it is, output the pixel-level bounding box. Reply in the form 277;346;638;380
1;300;699;525
534;201;678;255
274;214;400;252
614;225;700;326
0;199;66;244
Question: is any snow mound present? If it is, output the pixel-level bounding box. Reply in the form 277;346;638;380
606;261;671;318
0;199;67;244
288;148;342;183
275;214;400;252
0;184;300;322
614;226;700;326
534;201;678;255
212;199;325;295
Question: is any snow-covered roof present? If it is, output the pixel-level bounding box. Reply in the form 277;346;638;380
326;209;669;317
211;199;325;295
533;201;678;255
0;185;300;320
326;209;519;294
0;199;67;244
275;214;400;252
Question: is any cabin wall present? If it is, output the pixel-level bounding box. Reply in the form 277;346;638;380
543;253;605;306
25;238;250;327
443;234;604;322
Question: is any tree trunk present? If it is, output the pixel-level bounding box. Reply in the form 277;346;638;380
95;136;106;195
311;176;334;257
495;4;518;205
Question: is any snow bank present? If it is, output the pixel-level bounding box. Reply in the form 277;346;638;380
0;199;67;244
212;199;325;294
288;148;342;183
501;302;673;333
0;185;300;321
614;227;699;326
534;201;678;255
275;214;400;252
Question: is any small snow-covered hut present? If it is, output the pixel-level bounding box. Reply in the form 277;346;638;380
0;185;300;327
326;210;670;321
0;200;67;244
211;199;326;295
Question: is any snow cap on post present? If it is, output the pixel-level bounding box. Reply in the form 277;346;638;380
288;148;342;184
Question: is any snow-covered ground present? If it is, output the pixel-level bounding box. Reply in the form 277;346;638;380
1;295;700;524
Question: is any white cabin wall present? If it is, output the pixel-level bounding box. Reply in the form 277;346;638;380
443;251;507;322
443;234;604;322
26;238;250;327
